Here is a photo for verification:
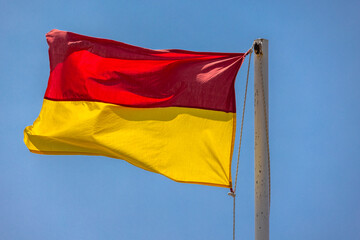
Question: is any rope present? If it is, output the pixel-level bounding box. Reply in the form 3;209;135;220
233;48;252;193
229;47;252;240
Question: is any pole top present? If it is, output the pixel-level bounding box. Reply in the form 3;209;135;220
253;39;268;55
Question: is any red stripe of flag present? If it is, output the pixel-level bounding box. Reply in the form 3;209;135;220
45;29;246;112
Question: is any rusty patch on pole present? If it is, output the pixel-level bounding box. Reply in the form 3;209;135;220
254;41;262;55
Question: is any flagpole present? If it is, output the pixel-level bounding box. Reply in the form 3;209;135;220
254;39;270;240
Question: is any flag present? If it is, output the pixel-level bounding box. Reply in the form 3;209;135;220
24;29;246;187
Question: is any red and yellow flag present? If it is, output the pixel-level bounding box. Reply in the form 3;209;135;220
24;29;246;187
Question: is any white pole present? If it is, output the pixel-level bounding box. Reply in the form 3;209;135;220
254;39;269;240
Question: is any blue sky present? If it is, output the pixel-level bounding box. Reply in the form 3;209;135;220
1;0;360;239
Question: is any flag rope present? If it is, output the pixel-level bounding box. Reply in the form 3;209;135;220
229;46;253;240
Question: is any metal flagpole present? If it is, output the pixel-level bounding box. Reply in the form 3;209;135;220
254;39;270;240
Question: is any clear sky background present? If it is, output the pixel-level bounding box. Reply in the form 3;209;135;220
1;0;359;239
